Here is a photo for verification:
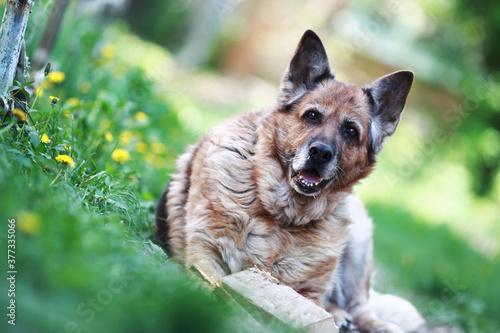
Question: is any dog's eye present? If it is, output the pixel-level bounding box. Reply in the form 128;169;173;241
345;126;358;138
304;110;319;122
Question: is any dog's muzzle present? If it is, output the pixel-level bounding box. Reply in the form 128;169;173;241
290;140;338;196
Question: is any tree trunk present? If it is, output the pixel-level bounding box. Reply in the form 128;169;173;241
31;0;69;71
0;0;34;108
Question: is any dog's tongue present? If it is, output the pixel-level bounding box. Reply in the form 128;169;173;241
300;170;321;183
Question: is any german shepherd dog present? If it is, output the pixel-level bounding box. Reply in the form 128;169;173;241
156;30;424;332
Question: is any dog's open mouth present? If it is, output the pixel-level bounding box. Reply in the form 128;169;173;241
298;169;322;187
292;169;331;196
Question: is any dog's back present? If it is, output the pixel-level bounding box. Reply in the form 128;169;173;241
156;110;261;261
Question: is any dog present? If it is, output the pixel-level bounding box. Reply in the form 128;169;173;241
156;30;424;332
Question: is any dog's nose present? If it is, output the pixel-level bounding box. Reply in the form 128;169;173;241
309;143;334;164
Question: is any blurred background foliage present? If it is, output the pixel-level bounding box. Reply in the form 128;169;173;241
0;0;499;332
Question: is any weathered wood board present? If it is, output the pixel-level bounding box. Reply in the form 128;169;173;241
192;266;339;332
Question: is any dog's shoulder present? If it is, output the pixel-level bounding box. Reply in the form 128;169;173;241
186;109;267;214
203;108;264;159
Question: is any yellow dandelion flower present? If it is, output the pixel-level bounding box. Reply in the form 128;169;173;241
101;44;116;59
104;131;114;142
111;148;130;163
35;86;44;97
151;142;166;155
135;142;147;153
55;154;75;167
80;81;91;94
40;134;51;144
62;110;71;117
12;108;26;122
63;143;72;151
18;211;41;235
49;96;60;106
47;71;66;84
119;130;134;146
66;97;79;107
135;111;149;123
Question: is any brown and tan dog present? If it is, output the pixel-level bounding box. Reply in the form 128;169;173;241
156;30;423;332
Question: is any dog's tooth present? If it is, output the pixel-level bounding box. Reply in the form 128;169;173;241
299;176;321;188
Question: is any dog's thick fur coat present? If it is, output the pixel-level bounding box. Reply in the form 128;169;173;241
156;30;423;332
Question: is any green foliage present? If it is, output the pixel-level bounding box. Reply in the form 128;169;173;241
124;0;190;51
0;155;234;333
455;0;500;72
419;1;500;197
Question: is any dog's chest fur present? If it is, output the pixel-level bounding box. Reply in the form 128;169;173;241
167;108;351;295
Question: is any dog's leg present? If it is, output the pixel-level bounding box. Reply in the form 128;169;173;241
325;195;404;333
184;231;228;286
368;289;425;332
184;208;246;286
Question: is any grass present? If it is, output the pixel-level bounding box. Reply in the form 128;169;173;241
0;11;499;333
367;204;500;332
0;157;230;333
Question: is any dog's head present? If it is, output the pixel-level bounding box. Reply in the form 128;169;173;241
276;30;413;197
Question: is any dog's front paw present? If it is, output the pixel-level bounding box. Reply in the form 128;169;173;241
327;305;355;332
338;318;356;333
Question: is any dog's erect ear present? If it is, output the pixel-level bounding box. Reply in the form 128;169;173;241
364;70;414;154
279;30;334;107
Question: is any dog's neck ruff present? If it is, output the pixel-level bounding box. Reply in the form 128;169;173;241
254;111;350;227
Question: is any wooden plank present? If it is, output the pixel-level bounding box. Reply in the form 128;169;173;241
221;268;338;333
189;265;275;333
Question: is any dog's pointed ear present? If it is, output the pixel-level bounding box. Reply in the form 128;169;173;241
364;70;414;154
279;30;334;107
